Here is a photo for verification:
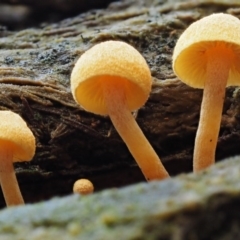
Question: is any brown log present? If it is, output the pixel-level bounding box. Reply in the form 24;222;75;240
0;0;239;206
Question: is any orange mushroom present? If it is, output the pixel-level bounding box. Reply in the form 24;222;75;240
73;179;94;195
0;111;35;206
71;40;169;181
172;13;240;172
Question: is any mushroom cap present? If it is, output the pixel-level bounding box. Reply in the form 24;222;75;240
73;179;94;195
0;111;35;162
172;13;240;88
71;40;152;115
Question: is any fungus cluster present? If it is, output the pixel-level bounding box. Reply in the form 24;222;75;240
71;40;169;181
172;13;240;172
2;13;237;207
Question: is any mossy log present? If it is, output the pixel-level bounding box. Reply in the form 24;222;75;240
0;156;240;239
0;0;239;206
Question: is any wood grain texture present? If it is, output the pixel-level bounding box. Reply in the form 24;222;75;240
0;0;239;206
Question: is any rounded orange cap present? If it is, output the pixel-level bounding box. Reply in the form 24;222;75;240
73;179;94;195
0;111;35;162
71;40;152;115
173;13;240;88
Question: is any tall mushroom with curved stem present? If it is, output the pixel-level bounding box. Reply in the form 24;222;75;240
172;13;240;172
71;40;169;181
0;111;35;206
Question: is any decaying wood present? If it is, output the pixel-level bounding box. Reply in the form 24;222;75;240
0;0;239;206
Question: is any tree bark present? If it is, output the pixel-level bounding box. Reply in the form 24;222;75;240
0;0;239;206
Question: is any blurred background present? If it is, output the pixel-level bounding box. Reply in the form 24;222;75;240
0;0;119;30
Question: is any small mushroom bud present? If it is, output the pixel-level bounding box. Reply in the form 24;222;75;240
73;179;94;195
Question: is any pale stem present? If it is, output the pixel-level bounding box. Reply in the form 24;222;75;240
0;147;24;206
193;54;230;172
104;84;169;181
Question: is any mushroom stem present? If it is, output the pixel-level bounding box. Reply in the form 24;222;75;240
193;49;230;172
103;81;169;181
0;147;24;206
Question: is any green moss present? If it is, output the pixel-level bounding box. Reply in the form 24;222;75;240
1;156;240;239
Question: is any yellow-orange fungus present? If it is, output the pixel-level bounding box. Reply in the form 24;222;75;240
73;179;94;195
71;40;169;181
0;111;35;206
172;13;240;172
